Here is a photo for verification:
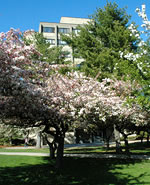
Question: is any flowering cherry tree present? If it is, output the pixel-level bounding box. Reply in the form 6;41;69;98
0;28;70;167
46;72;149;153
134;4;150;115
117;4;150;117
136;4;150;35
0;28;149;168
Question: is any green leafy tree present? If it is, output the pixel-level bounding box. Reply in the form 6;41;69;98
62;2;139;79
24;32;69;64
0;124;25;145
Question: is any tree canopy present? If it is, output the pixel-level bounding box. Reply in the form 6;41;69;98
62;2;140;80
0;2;150;169
24;31;69;64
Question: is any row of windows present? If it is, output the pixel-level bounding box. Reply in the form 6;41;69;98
46;39;67;46
42;26;80;34
57;39;67;45
72;28;80;34
46;39;55;45
42;27;70;33
58;28;70;33
43;27;55;33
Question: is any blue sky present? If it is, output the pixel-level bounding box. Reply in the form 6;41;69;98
0;0;149;34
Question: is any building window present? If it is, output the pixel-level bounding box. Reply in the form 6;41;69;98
65;54;71;58
43;27;55;33
58;39;67;46
46;39;55;45
73;28;80;34
58;28;70;34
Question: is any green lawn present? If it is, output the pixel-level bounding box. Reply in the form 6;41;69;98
64;142;150;155
1;141;150;155
0;155;150;185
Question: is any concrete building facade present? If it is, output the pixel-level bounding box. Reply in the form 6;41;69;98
39;17;90;64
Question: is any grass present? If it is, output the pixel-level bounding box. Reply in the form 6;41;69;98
127;142;150;154
1;141;150;155
0;155;150;184
64;141;150;155
65;146;114;154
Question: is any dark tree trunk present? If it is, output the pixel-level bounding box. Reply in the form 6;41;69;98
114;124;122;154
106;138;110;150
56;136;64;169
147;134;150;145
123;134;129;154
42;121;68;169
103;129;110;150
49;142;57;159
141;131;145;143
105;129;113;150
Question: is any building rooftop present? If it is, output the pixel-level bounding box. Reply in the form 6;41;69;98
60;17;90;24
40;17;91;26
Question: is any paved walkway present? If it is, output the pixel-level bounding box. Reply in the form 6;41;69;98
1;141;150;160
0;152;49;156
4;143;103;149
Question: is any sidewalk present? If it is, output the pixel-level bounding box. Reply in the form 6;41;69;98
0;152;49;156
4;143;104;149
1;140;150;160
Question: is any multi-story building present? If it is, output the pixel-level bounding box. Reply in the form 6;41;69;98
39;17;90;64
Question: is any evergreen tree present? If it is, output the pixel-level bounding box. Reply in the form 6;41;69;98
62;2;140;79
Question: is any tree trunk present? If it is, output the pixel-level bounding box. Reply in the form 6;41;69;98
141;131;145;143
106;139;110;150
49;144;55;159
147;134;150;145
123;134;129;154
56;136;64;169
49;142;57;159
114;124;122;154
44;134;57;159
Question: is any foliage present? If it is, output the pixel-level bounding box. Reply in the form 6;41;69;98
0;28;68;166
61;2;150;142
62;2;140;80
0;124;25;145
24;31;69;64
130;4;150;112
58;65;72;75
0;25;149;167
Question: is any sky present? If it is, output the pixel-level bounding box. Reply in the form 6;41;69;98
0;0;149;34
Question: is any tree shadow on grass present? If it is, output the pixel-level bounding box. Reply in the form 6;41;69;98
66;142;150;155
128;141;150;148
0;156;150;185
118;141;150;155
65;147;104;154
64;146;116;155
